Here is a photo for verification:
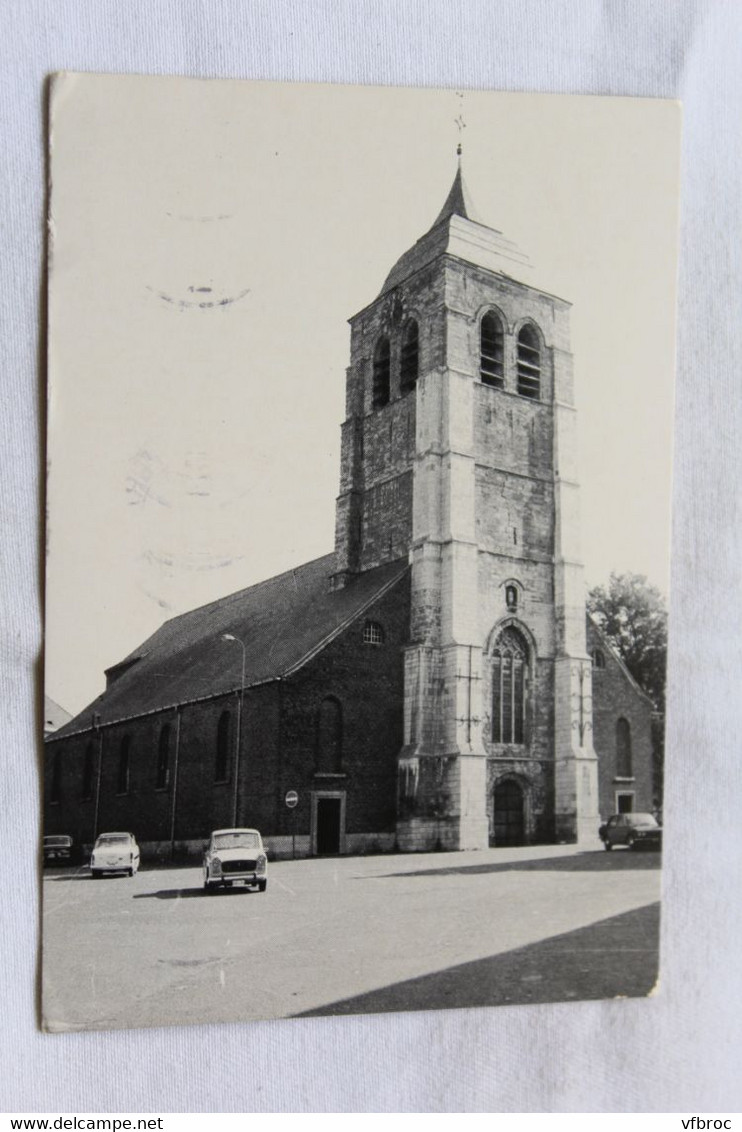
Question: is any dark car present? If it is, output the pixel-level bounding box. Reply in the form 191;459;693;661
43;834;76;865
599;812;662;851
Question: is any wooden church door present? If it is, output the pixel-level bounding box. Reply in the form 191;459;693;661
493;779;525;846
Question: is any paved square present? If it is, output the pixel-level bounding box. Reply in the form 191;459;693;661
43;844;661;1031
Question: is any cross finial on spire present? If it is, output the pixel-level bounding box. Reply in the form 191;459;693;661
454;90;466;160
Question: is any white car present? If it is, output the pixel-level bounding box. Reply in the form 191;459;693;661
90;831;140;877
203;828;268;893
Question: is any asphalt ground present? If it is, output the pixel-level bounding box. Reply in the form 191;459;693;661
42;843;661;1031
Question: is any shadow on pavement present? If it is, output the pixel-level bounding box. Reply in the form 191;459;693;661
46;865;171;881
133;886;253;899
45;870;130;882
296;902;660;1017
370;849;661;882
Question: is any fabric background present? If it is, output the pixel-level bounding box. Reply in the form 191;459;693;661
1;0;740;1113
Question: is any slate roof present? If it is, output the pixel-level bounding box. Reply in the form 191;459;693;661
378;163;530;298
50;554;410;740
430;162;481;227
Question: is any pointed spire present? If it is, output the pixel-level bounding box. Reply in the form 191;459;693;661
377;154;529;297
431;156;480;228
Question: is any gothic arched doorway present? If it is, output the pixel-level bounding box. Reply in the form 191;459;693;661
493;778;526;846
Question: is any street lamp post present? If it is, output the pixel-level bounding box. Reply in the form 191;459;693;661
222;633;246;827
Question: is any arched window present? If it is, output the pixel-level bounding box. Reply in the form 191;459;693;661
616;718;633;777
317;697;343;773
363;620;385;645
491;627;528;745
156;723;171;790
480;311;505;388
215;711;231;783
516;324;541;400
372;336;391;408
400;320;419;395
505;584;518;612
50;750;62;804
592;649;606;669
82;742;94;801
117;735;131;795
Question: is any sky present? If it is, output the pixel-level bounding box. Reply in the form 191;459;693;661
46;76;680;715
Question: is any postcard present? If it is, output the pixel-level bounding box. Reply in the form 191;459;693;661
43;75;679;1030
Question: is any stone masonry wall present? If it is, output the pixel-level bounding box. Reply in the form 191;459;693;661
335;261;446;575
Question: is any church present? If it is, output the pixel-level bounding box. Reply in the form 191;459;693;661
44;159;654;859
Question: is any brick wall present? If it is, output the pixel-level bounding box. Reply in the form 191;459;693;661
44;571;410;856
587;620;655;818
277;571;409;839
45;732;99;847
44;688;282;852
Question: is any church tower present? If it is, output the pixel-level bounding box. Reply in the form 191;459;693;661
333;157;599;850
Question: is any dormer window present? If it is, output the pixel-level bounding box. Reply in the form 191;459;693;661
480;311;504;388
400;320;419;395
517;324;541;400
372;336;391;408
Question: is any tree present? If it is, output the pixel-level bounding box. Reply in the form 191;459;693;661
587;573;668;803
587;573;667;709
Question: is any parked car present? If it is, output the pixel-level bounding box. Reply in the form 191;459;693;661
599;812;662;851
203;828;268;893
43;834;76;866
90;831;140;877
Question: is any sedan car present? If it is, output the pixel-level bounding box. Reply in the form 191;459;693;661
203;828;268;893
599;812;662;851
43;834;76;866
90;831;140;876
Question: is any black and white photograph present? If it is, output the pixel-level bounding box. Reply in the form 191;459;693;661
42;75;679;1033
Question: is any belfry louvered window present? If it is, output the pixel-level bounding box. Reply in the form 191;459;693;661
372;336;391;408
491;627;528;745
480;311;505;388
516;324;541;400
400;320;419;395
